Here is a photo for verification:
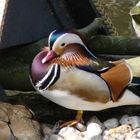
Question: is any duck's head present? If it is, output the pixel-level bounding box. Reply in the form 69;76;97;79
30;30;92;90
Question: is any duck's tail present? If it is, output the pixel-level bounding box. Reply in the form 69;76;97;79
125;57;140;86
125;57;140;78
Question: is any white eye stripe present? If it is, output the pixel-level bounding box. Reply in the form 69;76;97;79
52;33;84;49
51;32;97;58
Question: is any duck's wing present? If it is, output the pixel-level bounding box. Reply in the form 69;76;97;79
76;57;114;73
75;44;114;73
101;63;132;101
76;45;132;101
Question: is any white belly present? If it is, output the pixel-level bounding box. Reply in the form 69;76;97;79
38;68;140;111
39;89;140;111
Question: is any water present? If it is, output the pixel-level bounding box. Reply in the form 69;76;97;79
102;0;139;35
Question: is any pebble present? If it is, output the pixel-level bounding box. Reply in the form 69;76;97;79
56;123;103;140
129;116;140;129
41;124;53;139
76;122;86;132
49;134;64;140
103;118;119;129
120;115;129;124
120;115;140;129
92;135;103;140
86;123;102;139
59;126;85;140
108;124;132;136
114;133;126;140
103;124;132;140
126;128;140;140
48;115;140;140
87;116;105;130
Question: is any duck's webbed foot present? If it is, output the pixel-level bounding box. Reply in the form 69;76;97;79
59;110;84;128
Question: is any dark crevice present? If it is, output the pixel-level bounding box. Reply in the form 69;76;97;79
63;0;109;35
63;0;96;28
47;0;64;29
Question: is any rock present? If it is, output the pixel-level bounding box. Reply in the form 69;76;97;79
76;123;86;132
120;115;140;130
57;121;103;140
41;123;53;138
114;133;126;140
9;106;42;140
104;133;125;140
52;121;64;134
0;105;9;122
59;126;85;140
0;102;43;140
87;116;105;130
126;128;140;140
128;116;140;129
12;105;33;118
86;123;102;139
0;121;15;140
137;131;140;137
89;135;103;140
120;115;130;126
49;134;64;140
120;115;129;124
108;124;132;136
103;124;132;140
103;118;119;129
103;130;116;140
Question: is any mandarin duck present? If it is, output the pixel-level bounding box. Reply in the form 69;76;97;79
30;30;140;125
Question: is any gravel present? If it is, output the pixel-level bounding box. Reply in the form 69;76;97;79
46;115;140;140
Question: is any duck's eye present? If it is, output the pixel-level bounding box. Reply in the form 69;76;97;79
61;43;65;47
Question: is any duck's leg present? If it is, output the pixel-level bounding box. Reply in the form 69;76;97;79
60;110;84;128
